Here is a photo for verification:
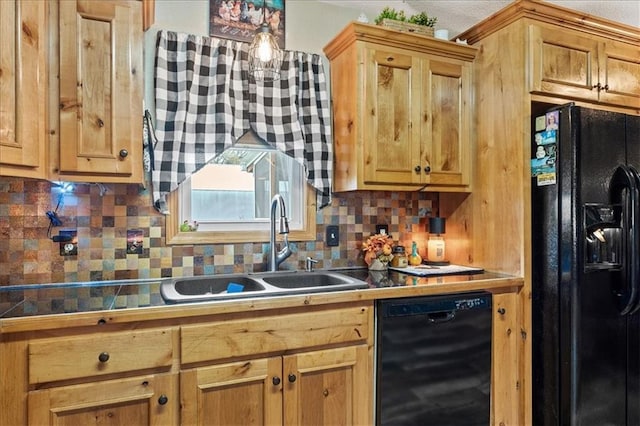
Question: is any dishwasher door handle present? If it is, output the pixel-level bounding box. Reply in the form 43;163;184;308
427;311;456;323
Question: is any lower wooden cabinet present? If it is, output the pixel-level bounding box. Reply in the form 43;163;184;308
181;345;370;425
181;357;283;425
0;292;528;425
28;373;179;425
1;303;374;425
180;305;373;425
283;345;370;425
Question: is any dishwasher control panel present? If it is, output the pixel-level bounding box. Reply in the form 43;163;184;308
381;292;492;317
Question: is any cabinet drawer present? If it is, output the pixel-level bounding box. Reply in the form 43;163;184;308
29;329;173;384
181;306;371;364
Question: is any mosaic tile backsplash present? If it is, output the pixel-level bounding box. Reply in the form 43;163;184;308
0;177;437;286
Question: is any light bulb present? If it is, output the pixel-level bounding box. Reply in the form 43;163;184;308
257;37;273;62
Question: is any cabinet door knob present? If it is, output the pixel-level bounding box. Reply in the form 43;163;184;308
272;376;281;386
158;395;168;405
288;373;297;383
119;149;129;158
497;307;506;315
424;166;431;173
98;352;110;363
414;165;421;173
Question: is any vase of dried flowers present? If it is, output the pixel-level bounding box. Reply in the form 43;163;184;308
362;233;394;271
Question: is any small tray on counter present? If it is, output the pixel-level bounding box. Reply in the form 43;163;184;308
389;264;484;276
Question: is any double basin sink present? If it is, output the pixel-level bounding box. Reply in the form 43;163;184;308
160;270;370;303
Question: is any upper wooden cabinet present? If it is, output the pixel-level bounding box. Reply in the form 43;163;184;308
530;24;640;109
324;22;477;192
54;0;143;183
0;0;47;179
1;0;144;183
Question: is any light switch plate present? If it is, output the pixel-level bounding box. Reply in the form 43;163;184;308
326;225;339;246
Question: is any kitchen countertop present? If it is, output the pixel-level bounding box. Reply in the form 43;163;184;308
0;268;522;333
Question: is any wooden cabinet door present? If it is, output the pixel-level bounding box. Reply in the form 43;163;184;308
598;39;640;109
28;373;178;425
58;0;142;182
363;48;422;185
420;57;472;188
0;0;47;178
181;357;283;426
283;344;372;426
529;25;600;102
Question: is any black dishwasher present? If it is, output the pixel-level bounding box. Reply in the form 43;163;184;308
376;292;492;426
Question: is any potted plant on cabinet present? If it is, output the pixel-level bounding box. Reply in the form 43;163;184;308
374;7;437;37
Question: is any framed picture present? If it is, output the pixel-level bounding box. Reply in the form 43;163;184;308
210;0;285;49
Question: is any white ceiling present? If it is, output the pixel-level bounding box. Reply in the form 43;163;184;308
316;1;640;38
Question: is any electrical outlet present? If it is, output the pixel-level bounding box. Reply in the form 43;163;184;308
58;230;77;256
127;229;143;254
326;225;339;246
376;224;389;235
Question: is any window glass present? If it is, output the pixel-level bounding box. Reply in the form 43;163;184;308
180;147;305;232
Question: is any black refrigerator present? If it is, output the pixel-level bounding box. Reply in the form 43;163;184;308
532;103;640;425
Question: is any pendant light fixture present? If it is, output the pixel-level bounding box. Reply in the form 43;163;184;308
248;2;283;82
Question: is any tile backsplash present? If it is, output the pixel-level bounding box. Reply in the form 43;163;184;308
0;177;437;286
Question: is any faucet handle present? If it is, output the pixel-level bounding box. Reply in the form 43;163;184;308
305;257;319;272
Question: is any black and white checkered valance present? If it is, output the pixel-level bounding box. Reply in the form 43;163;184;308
152;30;333;213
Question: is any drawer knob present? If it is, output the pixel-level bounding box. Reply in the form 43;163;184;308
288;373;297;383
272;376;281;386
119;149;129;158
98;352;110;363
158;395;168;405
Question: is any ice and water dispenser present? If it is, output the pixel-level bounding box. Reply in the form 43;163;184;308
584;204;622;270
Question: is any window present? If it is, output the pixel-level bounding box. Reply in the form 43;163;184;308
165;132;316;244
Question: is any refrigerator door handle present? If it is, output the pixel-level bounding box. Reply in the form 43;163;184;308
609;164;640;315
626;166;640;315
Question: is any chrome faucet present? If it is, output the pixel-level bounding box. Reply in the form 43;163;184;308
268;194;292;271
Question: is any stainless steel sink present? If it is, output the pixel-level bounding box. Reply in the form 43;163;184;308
160;274;266;303
257;271;363;290
160;270;369;303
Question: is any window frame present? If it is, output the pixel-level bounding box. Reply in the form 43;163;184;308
164;182;316;245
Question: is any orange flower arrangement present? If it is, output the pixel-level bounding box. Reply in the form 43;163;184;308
362;233;394;266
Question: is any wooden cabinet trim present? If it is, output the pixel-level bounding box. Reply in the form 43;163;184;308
324;22;477;63
142;0;154;30
457;0;640;46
